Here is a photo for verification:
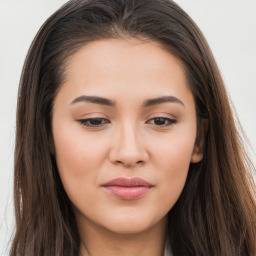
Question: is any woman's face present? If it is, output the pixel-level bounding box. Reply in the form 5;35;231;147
52;38;203;235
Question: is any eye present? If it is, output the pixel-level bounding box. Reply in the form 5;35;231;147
147;117;177;126
77;118;110;127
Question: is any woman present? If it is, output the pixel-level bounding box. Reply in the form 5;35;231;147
10;0;256;255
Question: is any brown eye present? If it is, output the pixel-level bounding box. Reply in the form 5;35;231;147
78;118;110;127
147;117;177;126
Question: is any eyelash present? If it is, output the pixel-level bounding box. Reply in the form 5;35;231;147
77;117;177;128
146;117;177;126
78;118;110;127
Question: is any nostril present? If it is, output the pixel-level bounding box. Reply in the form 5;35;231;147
125;160;145;167
114;160;144;167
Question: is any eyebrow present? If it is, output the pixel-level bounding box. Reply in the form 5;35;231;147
70;95;115;106
70;95;184;107
142;96;184;107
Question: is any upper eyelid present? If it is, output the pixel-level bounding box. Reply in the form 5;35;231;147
76;110;176;118
77;112;109;119
148;116;176;120
78;117;108;120
146;112;177;120
77;117;109;122
76;113;177;121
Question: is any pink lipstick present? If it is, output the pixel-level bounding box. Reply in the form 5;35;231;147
102;177;153;200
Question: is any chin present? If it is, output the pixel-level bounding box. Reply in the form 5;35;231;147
99;212;166;235
104;222;153;235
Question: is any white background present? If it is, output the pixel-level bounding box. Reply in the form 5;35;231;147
0;0;255;254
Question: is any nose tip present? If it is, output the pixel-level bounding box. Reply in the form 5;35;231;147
109;126;149;167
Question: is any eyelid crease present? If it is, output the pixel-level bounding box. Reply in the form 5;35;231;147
77;112;109;119
145;112;177;120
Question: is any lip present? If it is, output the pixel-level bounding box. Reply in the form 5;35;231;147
102;177;153;200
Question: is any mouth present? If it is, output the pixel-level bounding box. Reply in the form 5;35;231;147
102;177;153;200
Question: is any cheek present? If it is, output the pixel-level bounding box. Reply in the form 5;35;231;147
52;122;106;203
151;125;196;172
151;129;196;210
55;134;91;172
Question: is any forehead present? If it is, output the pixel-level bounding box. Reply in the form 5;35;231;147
58;38;192;106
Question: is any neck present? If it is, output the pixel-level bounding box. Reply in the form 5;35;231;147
78;216;167;256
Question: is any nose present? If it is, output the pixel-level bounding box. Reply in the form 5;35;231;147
109;123;149;167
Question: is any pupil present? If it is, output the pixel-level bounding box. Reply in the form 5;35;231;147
91;118;102;125
154;118;165;125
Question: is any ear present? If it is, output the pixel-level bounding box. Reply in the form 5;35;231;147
191;119;208;163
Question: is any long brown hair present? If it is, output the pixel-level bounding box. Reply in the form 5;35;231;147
10;0;256;255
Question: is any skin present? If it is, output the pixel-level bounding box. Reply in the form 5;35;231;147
52;38;204;256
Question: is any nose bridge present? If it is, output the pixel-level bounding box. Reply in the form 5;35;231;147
109;118;148;166
120;120;141;150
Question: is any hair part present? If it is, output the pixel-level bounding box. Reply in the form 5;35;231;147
11;0;256;255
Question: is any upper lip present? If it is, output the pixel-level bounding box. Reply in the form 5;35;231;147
102;177;153;187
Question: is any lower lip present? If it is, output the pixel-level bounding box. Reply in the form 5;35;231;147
103;186;151;200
